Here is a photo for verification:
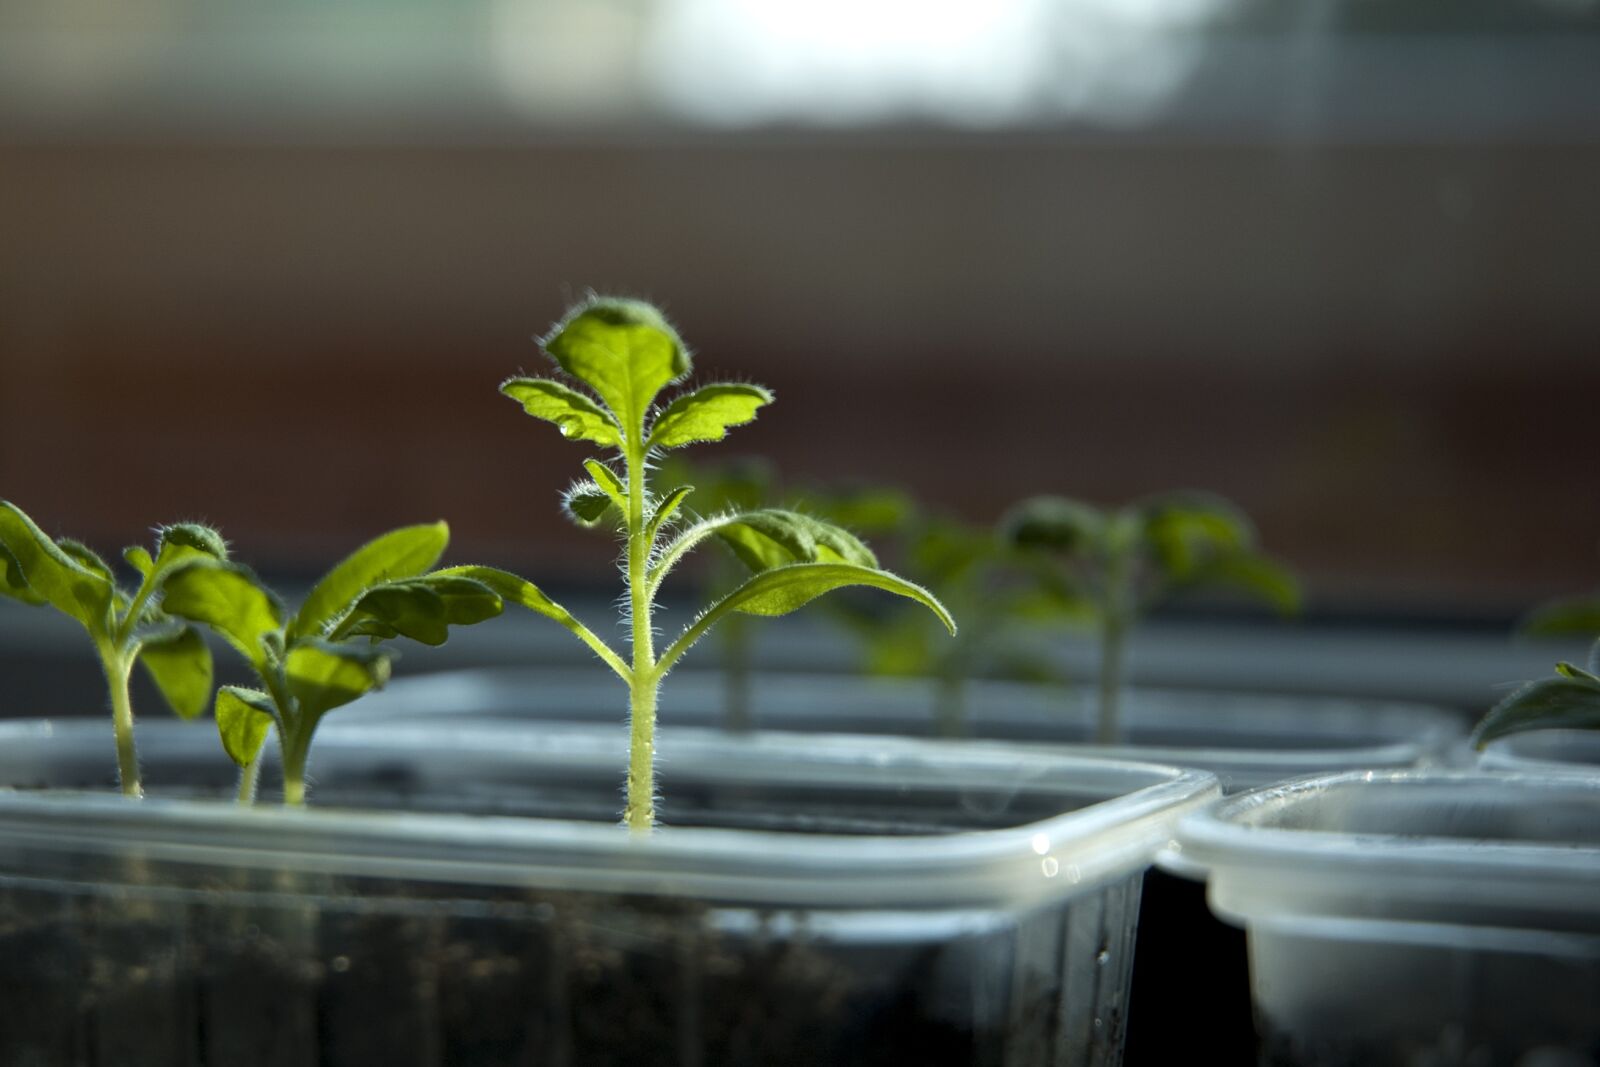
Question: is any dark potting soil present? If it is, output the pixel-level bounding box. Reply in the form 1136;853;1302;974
0;871;1143;1067
1121;866;1256;1066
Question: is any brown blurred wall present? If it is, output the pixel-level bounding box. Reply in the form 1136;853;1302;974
1;135;1597;610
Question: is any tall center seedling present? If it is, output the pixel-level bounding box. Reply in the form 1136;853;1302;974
497;297;955;831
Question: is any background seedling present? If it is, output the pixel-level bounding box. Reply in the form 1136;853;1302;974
1002;492;1300;744
495;295;955;831
159;522;502;805
810;496;1090;737
0;501;220;797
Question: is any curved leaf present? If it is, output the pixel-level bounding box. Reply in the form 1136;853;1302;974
663;562;954;672
122;546;156;579
291;522;449;641
338;575;503;646
156;523;229;563
159;560;285;670
648;383;774;450
583;459;628;510
540;297;690;432
0;502;115;631
1138;492;1256;578
1471;673;1600;747
1000;496;1107;556
500;376;622;448
215;686;277;767
140;626;214;720
431;564;628;678
0;543;44;606
719;562;953;628
654;509;877;593
1520;596;1600;640
646;485;694;543
286;640;391;722
1172;551;1302;615
55;539;114;585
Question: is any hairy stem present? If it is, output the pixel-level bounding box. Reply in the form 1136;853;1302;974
236;754;262;805
282;726;311;808
624;435;659;832
99;643;142;798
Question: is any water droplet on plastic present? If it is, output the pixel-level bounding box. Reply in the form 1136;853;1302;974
1096;949;1111;965
1041;857;1060;878
330;955;351;973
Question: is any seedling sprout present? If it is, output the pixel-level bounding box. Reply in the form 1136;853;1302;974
1002;492;1300;744
495;296;955;831
0;501;221;797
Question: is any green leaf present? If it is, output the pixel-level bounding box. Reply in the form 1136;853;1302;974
712;561;955;629
0;501;115;631
123;546;155;578
583;459;629;510
139;625;214;720
500;376;623;448
159;560;285;670
647;383;774;450
1471;673;1600;747
1519;596;1600;640
214;686;276;767
1173;551;1302;616
1138;492;1256;578
646;485;694;542
285;640;391;722
0;543;45;606
1556;660;1600;685
155;523;229;563
430;565;574;628
291;522;449;642
55;539;115;585
540;297;690;432
1000;496;1107;555
563;481;619;527
338;575;503;646
715;509;878;571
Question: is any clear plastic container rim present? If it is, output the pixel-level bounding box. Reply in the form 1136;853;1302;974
0;720;1220;910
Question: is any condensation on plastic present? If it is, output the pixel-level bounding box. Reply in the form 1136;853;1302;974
0;719;1216;1067
1176;770;1600;1067
347;667;1466;794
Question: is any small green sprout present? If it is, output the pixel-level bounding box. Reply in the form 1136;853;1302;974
497;295;956;831
1471;638;1600;747
158;522;503;805
0;501;221;797
1001;492;1300;744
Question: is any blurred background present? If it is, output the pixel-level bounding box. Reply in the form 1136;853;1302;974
2;0;1599;710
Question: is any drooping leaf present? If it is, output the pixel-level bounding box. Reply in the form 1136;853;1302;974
430;565;575;629
540;298;690;432
214;686;277;767
646;485;694;542
1001;496;1107;556
717;510;877;571
0;543;44;606
285;640;391;722
159;560;285;670
708;561;955;630
563;481;619;527
1471;673;1600;747
500;377;622;448
291;522;449;642
338;575;504;646
1556;660;1600;685
647;383;774;450
139;625;214;720
1139;493;1256;578
0;502;115;631
1170;551;1302;616
1520;596;1600;640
